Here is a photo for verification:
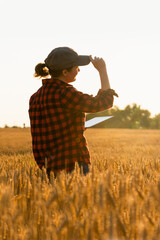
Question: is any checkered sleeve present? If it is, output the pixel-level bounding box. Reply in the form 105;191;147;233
59;85;115;113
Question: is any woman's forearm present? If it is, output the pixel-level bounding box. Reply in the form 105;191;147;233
89;56;111;90
99;68;111;90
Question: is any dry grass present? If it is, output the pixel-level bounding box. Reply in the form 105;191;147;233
0;128;32;155
0;128;160;240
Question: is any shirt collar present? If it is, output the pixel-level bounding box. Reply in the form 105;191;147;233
42;78;71;86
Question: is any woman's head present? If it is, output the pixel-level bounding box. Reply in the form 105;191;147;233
34;47;90;82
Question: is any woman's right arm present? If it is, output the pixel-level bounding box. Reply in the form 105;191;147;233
58;56;118;113
58;86;118;113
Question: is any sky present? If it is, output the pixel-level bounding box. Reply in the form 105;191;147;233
0;0;160;127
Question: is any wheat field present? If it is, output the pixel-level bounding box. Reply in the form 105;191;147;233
0;128;160;240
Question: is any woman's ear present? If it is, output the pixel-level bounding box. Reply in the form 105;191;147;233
62;69;68;76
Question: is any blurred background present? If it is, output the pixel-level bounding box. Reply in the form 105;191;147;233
0;0;160;127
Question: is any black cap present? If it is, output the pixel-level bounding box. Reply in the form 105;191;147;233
44;47;90;71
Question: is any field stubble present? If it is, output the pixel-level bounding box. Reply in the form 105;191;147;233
0;128;160;240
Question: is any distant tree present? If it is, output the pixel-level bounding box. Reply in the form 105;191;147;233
139;109;151;128
122;104;151;129
150;114;160;129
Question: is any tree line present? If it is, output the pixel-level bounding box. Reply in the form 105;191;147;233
86;103;160;129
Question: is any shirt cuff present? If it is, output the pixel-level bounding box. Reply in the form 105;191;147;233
97;88;116;96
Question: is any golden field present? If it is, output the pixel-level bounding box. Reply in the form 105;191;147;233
0;128;160;240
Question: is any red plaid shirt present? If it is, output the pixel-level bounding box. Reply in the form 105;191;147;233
29;78;115;173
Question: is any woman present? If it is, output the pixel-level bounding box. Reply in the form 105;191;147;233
29;47;118;177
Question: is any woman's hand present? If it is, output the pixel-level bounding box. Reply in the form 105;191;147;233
89;55;118;96
89;56;107;73
89;55;110;90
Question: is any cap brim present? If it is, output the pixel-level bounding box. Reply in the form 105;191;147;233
76;55;90;66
